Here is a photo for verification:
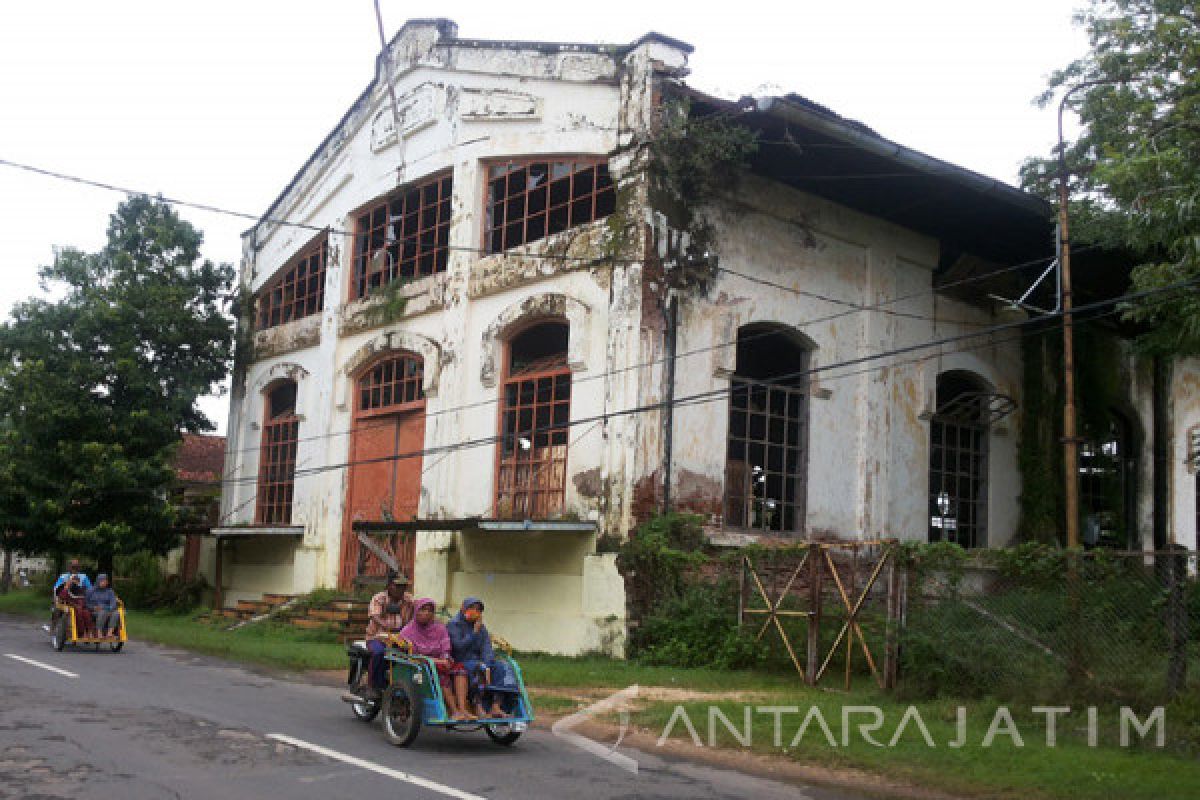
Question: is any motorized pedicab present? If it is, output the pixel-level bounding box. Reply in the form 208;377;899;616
49;598;126;653
344;633;533;747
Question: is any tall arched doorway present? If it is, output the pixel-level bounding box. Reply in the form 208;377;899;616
339;352;425;587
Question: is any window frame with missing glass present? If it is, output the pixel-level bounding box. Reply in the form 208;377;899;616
256;381;300;526
350;170;453;301
256;232;328;330
494;320;572;520
483;157;616;255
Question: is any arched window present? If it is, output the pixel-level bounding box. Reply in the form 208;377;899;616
256;233;327;330
495;320;571;518
928;371;990;548
256;381;299;525
1080;410;1137;548
357;352;425;415
723;324;811;533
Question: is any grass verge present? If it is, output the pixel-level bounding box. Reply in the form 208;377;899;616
4;588;1196;800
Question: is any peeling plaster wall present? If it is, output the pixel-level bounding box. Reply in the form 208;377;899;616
661;174;1023;544
1169;356;1200;550
216;21;680;655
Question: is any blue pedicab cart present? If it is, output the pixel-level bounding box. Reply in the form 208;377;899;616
345;634;533;747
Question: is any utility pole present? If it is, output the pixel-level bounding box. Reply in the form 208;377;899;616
1056;77;1138;548
1056;86;1085;549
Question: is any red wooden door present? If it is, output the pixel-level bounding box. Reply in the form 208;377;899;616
339;410;425;587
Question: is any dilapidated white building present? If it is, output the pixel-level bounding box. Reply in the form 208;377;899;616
207;19;1200;655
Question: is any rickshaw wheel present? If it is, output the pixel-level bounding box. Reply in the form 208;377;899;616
51;616;68;652
484;723;522;746
381;682;421;747
110;640;124;653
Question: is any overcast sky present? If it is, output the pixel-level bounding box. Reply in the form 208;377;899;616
0;1;1090;433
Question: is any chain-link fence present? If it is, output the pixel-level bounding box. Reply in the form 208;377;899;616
901;549;1198;706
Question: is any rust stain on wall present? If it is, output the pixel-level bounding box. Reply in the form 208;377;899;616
573;466;603;499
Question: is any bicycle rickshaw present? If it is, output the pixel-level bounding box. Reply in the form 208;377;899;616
49;599;126;653
343;634;533;747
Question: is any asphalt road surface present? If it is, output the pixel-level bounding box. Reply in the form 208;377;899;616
0;613;868;800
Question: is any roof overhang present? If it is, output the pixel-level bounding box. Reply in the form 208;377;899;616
678;88;1068;305
209;525;304;537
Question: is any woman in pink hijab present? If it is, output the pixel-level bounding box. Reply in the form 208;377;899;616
400;598;474;721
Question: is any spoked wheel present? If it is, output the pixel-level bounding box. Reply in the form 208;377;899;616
51;616;68;652
484;722;522;746
381;683;421;747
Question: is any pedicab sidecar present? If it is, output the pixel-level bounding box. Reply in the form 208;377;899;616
343;634;533;747
50;600;126;653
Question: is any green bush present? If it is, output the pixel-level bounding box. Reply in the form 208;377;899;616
114;552;206;612
633;582;767;670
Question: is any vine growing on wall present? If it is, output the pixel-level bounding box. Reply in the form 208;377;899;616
1016;325;1128;544
645;98;759;290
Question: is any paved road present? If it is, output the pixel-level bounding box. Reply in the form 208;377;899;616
0;614;866;800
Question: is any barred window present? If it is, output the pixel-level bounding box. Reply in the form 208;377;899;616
353;172;452;299
485;159;616;254
723;325;810;533
358;353;424;415
928;372;989;548
495;321;571;519
256;381;299;525
257;234;327;330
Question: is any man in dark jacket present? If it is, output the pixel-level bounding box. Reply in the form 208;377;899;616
86;574;120;639
447;597;513;717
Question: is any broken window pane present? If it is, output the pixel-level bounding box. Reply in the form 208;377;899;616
723;325;810;534
353;172;452;299
495;320;571;519
485;159;615;254
256;234;328;331
257;381;300;525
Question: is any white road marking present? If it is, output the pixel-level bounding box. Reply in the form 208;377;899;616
267;733;487;800
4;653;79;678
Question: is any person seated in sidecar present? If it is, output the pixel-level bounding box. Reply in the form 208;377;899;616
86;573;121;639
400;598;475;722
53;559;92;593
365;573;414;698
56;574;96;637
448;597;513;718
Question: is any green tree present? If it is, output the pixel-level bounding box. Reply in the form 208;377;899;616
1020;0;1200;353
0;196;234;573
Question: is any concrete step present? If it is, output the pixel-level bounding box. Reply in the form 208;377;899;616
291;618;340;631
329;600;369;612
307;609;368;623
235;600;271;614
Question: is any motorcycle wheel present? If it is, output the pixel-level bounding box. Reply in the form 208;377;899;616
52;616;68;652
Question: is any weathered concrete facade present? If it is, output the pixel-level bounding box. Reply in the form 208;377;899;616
209;19;1197;655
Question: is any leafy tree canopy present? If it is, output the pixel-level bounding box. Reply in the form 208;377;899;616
1020;0;1200;354
0;196;234;564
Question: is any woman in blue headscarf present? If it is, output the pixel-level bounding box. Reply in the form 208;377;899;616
447;597;512;718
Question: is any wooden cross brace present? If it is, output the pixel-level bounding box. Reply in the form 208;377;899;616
741;552;812;677
815;548;891;689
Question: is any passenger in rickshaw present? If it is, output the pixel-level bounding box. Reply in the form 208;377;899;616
365;573;414;698
448;597;512;718
53;559;92;593
400;598;475;721
56;575;96;637
86;574;121;639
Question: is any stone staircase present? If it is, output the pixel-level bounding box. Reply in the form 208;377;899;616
208;593;369;638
